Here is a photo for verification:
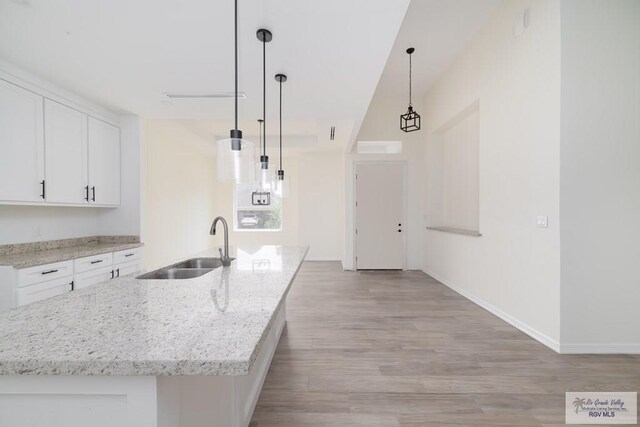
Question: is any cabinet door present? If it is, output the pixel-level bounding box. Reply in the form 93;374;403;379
88;117;120;205
74;265;113;290
0;79;45;202
114;260;142;278
16;276;73;307
44;99;88;204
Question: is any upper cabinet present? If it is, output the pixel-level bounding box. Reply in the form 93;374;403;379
0;79;120;207
0;79;45;203
88;118;120;206
44;99;88;204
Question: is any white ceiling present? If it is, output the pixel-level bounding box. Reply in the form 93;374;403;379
0;0;410;136
374;0;499;98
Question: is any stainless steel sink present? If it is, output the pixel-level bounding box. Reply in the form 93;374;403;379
136;257;234;280
172;257;234;269
137;268;214;280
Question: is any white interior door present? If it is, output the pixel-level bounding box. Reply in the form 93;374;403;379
0;79;45;202
88;117;120;205
44;99;88;203
355;163;405;269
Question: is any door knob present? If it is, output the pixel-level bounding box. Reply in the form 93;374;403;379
397;229;402;232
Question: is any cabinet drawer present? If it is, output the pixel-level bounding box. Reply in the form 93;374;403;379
74;265;113;290
74;252;113;274
113;260;142;278
17;260;73;288
16;276;73;307
113;247;142;264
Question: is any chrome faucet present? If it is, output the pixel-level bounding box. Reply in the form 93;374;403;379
210;216;232;267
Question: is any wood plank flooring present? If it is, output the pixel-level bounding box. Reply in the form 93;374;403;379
250;262;639;426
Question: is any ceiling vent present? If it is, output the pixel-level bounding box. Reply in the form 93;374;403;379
163;92;247;99
357;140;402;154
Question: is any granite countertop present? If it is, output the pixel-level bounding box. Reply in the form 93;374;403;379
0;236;143;269
0;245;308;376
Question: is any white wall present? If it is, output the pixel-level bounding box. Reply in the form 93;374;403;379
98;115;142;237
141;120;217;270
422;0;562;346
432;107;480;231
296;154;345;261
559;0;640;349
0;205;100;244
345;93;425;270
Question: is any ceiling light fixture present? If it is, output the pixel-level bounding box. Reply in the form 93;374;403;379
216;0;255;183
256;28;274;190
275;73;289;198
400;47;421;133
251;118;271;205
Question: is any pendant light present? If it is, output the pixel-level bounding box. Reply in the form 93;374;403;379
274;73;289;198
255;28;275;190
400;47;421;133
216;0;256;183
251;119;271;205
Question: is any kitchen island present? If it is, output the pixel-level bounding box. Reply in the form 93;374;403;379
0;245;308;427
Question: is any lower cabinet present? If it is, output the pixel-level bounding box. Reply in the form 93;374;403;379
75;255;143;290
4;247;144;311
114;260;143;278
74;265;115;290
16;276;74;307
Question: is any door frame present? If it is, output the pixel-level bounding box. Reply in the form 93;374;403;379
353;160;408;270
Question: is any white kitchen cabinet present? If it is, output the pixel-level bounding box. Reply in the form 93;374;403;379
17;260;74;287
88;117;120;206
114;260;142;278
74;265;114;290
44;99;88;204
74;252;113;274
113;247;142;264
1;247;143;311
16;276;73;307
0;79;45;202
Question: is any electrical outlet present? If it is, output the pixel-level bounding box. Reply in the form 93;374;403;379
536;216;548;228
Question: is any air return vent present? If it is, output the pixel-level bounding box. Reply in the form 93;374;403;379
163;92;247;99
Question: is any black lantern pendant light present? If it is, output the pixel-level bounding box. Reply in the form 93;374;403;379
275;73;289;198
256;28;274;190
400;47;421;133
216;0;255;183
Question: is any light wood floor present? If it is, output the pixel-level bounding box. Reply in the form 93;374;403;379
250;262;639;426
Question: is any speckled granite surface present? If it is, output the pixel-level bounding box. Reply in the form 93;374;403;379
0;236;142;268
0;245;308;376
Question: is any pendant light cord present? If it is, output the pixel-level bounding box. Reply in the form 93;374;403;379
262;37;266;157
279;79;283;170
234;0;238;131
409;51;412;107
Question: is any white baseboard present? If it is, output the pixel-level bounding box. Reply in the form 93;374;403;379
560;343;640;354
422;269;561;353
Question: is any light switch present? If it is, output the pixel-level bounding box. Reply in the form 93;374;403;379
536;216;548;228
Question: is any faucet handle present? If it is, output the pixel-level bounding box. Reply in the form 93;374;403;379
218;247;224;259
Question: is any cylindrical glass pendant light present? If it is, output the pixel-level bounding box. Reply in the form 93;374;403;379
216;0;255;183
274;73;289;198
254;119;274;190
255;29;274;190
